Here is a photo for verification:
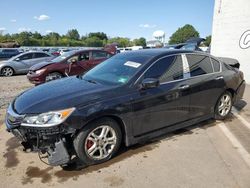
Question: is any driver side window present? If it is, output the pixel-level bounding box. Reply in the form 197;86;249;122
67;55;79;63
18;53;33;61
79;52;90;61
143;55;183;83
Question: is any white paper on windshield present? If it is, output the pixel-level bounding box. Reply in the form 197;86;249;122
124;61;141;68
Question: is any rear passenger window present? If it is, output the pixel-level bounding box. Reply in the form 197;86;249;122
144;55;183;83
211;58;220;72
186;55;213;77
18;53;33;60
34;53;50;58
92;51;108;60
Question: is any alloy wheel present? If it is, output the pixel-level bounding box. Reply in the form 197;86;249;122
84;125;117;160
218;94;232;117
2;67;14;76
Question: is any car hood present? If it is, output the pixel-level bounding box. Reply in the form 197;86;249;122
13;76;117;114
29;61;55;71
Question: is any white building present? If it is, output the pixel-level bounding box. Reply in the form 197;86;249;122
211;0;250;83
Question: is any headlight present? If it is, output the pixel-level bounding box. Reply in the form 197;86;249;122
35;69;46;74
21;108;75;127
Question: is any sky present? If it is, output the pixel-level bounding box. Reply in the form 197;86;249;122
0;0;215;41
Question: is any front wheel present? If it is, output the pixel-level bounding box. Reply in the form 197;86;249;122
73;118;122;165
215;91;233;120
1;67;14;76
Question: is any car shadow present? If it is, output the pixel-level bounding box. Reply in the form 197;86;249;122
62;118;218;172
19;116;235;184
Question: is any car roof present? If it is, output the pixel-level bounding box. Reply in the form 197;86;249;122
121;49;201;58
73;49;109;54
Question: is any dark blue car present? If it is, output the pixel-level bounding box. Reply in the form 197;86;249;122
0;48;21;60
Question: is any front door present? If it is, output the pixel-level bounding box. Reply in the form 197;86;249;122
13;53;34;73
67;52;90;76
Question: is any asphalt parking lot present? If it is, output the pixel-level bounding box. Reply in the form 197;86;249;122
0;75;250;188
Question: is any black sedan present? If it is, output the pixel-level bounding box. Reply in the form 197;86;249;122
5;49;245;168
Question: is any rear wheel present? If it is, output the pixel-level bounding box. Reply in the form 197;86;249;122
1;67;14;76
73;118;122;165
215;91;232;120
45;72;62;82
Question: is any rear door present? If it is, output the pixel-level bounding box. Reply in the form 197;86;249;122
27;52;51;67
131;55;191;136
184;54;224;119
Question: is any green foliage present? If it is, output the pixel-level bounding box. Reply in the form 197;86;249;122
0;29;146;48
169;24;199;44
107;37;132;47
84;37;104;47
204;35;211;46
66;29;80;40
133;37;146;46
88;32;108;41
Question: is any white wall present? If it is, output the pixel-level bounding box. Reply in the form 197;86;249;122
211;0;250;83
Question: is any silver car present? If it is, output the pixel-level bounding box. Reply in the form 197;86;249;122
0;51;53;76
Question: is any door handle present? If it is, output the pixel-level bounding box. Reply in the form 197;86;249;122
179;84;190;90
215;76;224;80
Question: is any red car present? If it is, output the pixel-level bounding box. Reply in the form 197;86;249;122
27;49;112;85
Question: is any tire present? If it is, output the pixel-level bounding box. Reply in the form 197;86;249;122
73;118;122;165
1;67;14;76
45;72;63;82
215;91;233;120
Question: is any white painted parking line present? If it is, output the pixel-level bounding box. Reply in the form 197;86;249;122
232;107;250;130
218;122;250;168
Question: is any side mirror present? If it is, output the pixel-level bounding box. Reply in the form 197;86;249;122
141;78;159;89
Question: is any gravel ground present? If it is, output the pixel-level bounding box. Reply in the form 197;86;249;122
0;75;33;125
0;75;33;108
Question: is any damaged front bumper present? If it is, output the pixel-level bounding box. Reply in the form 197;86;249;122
5;106;76;166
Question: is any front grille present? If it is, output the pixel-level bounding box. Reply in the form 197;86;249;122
22;126;61;136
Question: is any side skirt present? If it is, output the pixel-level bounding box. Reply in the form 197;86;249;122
126;114;213;146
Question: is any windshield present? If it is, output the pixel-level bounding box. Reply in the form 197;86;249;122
82;53;152;86
51;51;76;62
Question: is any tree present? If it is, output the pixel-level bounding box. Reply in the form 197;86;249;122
85;37;104;47
204;35;211;46
133;37;146;46
32;32;42;40
66;29;80;40
88;32;108;41
168;24;199;44
108;37;131;47
16;32;32;45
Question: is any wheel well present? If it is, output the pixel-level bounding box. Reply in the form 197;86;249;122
226;88;235;98
47;71;64;76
